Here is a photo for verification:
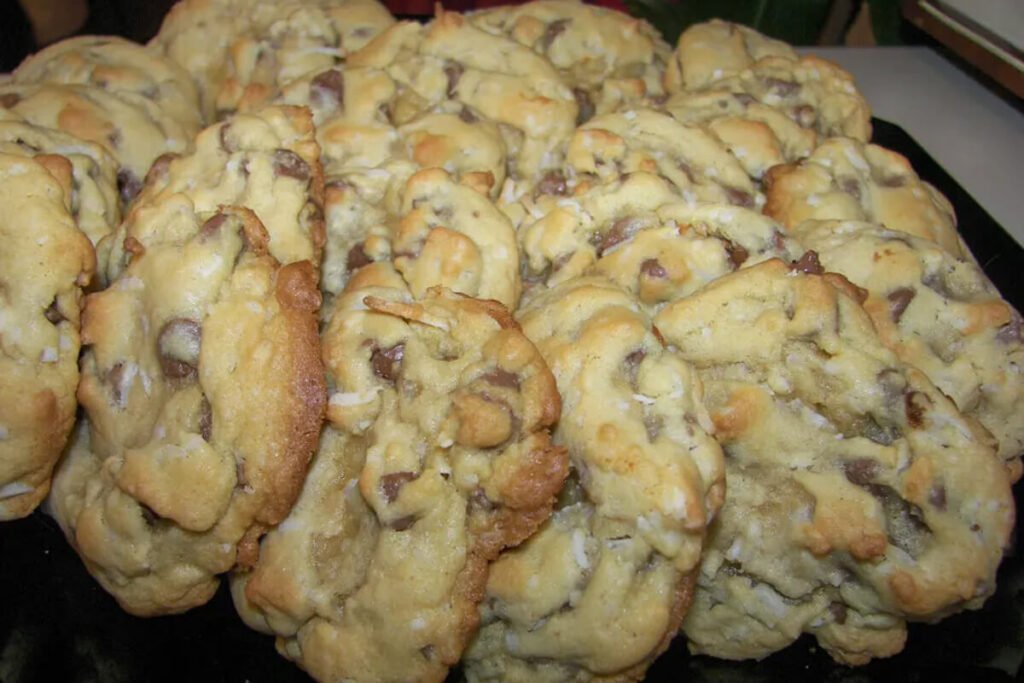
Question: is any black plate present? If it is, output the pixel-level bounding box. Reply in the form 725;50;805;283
1;119;1021;682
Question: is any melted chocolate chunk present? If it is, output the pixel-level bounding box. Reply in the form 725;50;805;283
536;170;568;197
108;361;128;407
540;19;569;50
144;153;178;186
391;515;416;531
0;93;21;109
199;212;229;240
838;177;862;201
765;78;799;96
887;287;916;323
843;458;880;486
640;258;668;279
380;471;417;503
199;396;213;441
346;243;372;272
996;312;1022;344
117;168;143;204
458;107;477;123
789;250;824;275
157;318;202;380
928;484;947;511
866;484;931;557
44;299;64;325
573;87;595;126
481;368;520;389
904;391;927;428
310;69;344;111
724;241;749;269
444;62;464;98
371;343;405;381
272;149;311;181
597;217;643;256
828;602;848;625
724;186;755;208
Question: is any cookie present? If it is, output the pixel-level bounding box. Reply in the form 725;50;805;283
232;282;566;682
517;170;798;307
105;105;324;284
49;204;325;615
0;118;120;276
652;259;1015;664
152;0;394;119
319;165;519;313
0;153;95;520
274;64;509;187
463;277;724;682
565;109;760;208
12;35;202;134
470;0;671;122
664;19;797;92
0;82;192;204
705;55;872;142
347;10;578;184
792;219;1024;478
660;88;818;181
765;137;965;257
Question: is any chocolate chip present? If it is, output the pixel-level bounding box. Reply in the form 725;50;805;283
789;250;824;275
420;645;436;660
0;93;21;108
391;515;416;531
540;19;569;50
734;93;756;107
865;484;931;557
346;243;372;272
839;177;861;201
640;258;668;279
996;312;1021;344
272;149;311;181
724;186;755;208
144;153;178;186
724;241;749;269
828;602;848;625
481;368;520;389
535;170;568;197
107;362;128;407
140;504;159;527
444;62;464;98
904;391;927;428
862;416;899;446
792;104;815;127
44;299;64;325
644;414;663;442
765;77;799;96
597;217;643;256
380;471;417;503
573;87;595;126
470;487;495;511
199;396;213;442
771;230;787;252
310;69;344;112
928;484;947;511
371;343;405;381
879;175;907;188
117;168;142;204
157;318;202;380
842;458;879;486
887;287;916;323
458;107;478;123
677;160;696;183
199;212;229;240
624;348;645;386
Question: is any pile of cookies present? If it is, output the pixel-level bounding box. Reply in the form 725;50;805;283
1;0;1020;680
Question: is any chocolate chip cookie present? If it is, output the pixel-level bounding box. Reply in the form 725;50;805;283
653;259;1015;665
0;153;95;520
464;277;724;681
233;281;565;682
